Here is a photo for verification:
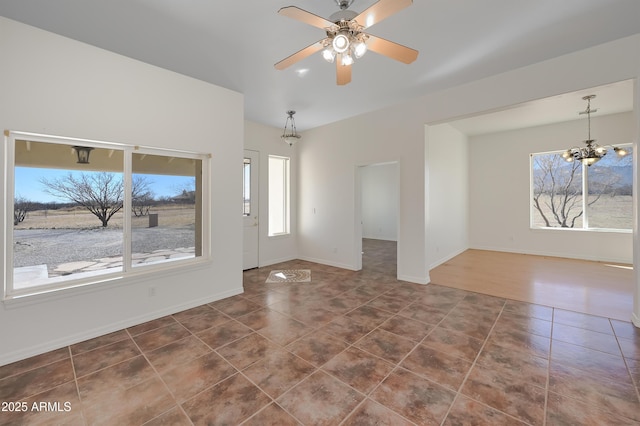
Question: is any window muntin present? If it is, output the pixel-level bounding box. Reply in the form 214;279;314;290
5;131;209;299
268;155;290;236
531;145;632;230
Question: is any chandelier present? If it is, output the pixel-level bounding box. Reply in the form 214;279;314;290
562;95;628;166
321;0;368;67
281;110;301;146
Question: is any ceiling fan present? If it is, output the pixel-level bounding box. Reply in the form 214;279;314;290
274;0;418;85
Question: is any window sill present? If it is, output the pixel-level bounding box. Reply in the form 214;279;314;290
268;233;292;239
2;256;212;308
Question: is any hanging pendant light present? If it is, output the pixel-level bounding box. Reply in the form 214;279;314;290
562;95;627;166
281;110;301;146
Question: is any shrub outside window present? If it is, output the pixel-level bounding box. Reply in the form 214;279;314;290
530;145;632;230
5;131;210;299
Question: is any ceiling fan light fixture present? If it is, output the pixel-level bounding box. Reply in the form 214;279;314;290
275;1;419;85
353;40;367;58
332;33;350;53
341;53;354;66
322;48;336;63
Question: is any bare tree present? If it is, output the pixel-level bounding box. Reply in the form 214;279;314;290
132;191;155;217
40;173;152;227
14;196;36;225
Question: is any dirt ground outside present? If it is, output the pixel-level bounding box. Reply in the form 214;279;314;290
14;204;195;230
13;206;197;274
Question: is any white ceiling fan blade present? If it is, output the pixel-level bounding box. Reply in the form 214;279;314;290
366;34;418;64
278;6;336;30
353;0;413;29
336;55;352;85
274;40;325;70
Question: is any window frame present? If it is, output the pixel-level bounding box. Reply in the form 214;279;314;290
4;130;211;301
267;155;291;237
529;145;633;232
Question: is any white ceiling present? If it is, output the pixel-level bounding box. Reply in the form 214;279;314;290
0;0;639;132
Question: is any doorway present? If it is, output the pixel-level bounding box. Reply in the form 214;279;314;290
355;162;399;275
243;150;259;270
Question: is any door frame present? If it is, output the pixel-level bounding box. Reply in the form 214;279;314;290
243;149;260;270
354;161;400;275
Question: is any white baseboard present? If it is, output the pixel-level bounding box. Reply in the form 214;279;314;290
0;286;243;367
469;245;632;264
429;247;469;270
397;273;430;285
258;255;298;268
296;255;358;271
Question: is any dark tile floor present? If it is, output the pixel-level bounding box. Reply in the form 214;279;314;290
1;239;639;425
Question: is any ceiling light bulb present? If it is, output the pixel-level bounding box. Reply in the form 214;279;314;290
561;150;573;162
614;146;628;156
322;48;336;63
581;156;600;166
333;34;350;53
353;41;367;58
341;53;354;66
594;145;606;155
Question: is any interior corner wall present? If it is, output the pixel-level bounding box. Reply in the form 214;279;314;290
426;124;469;269
468;112;634;263
361;163;399;241
244;120;298;266
298;101;429;284
0;17;244;366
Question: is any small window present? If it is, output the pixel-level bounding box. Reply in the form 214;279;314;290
243;157;251;216
268;155;290;236
531;145;632;230
6;131;210;299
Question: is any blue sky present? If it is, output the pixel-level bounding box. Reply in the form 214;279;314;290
15;167;193;203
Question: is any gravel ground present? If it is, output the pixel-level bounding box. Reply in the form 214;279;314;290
13;227;196;268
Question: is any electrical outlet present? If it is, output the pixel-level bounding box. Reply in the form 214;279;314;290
148;286;156;297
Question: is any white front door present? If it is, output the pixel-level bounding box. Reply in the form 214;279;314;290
243;150;259;270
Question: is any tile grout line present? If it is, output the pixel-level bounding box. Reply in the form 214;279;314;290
124;326;196;426
437;299;506;424
609;317;640;405
68;345;88;426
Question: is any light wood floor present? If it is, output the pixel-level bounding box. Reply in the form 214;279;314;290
430;249;635;321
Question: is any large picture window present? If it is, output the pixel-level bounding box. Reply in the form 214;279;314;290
5;131;210;299
530;145;632;230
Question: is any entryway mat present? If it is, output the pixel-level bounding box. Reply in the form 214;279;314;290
265;269;311;283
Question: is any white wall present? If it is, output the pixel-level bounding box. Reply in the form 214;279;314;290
298;33;640;287
244;120;298;266
361;163;398;241
0;18;244;365
426;124;469;268
468;112;633;263
298;103;428;283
